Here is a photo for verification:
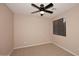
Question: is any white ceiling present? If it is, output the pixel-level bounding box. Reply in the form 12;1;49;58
6;3;79;18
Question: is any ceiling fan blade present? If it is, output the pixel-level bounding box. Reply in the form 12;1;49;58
31;4;40;9
45;3;53;9
31;10;40;14
44;10;53;14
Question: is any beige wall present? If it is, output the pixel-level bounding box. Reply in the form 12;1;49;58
0;4;13;55
50;5;79;55
14;15;51;48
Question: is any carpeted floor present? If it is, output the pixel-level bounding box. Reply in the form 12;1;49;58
11;43;73;56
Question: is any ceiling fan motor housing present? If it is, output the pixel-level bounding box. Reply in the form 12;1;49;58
40;4;45;11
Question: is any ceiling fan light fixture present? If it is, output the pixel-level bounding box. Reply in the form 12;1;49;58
31;3;54;16
40;11;44;14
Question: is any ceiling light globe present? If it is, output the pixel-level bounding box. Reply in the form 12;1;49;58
40;11;44;14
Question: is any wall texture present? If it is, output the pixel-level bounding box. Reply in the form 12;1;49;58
50;5;79;55
0;4;13;55
14;15;51;49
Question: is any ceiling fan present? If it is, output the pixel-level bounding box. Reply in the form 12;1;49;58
31;3;54;16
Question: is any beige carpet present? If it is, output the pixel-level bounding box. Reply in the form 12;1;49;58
11;43;73;56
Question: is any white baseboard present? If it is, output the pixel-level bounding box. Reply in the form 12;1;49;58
14;41;51;50
0;54;10;56
8;49;13;56
0;49;13;56
52;42;78;56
